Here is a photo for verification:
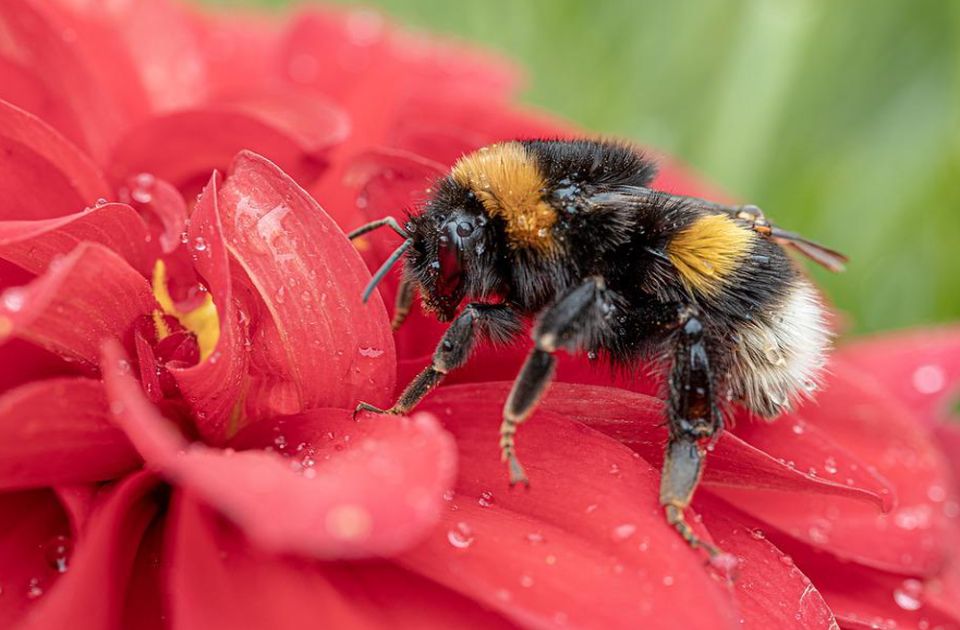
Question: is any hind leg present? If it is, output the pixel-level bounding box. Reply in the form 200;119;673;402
659;311;724;555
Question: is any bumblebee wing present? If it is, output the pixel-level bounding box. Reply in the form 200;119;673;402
768;227;848;273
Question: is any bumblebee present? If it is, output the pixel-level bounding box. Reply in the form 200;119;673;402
349;139;846;554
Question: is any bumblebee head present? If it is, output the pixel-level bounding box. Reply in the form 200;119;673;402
349;176;504;322
406;178;503;321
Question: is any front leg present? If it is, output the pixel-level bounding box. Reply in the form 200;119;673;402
356;303;520;416
501;277;609;486
660;311;724;555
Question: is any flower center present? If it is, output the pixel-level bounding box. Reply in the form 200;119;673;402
151;260;220;362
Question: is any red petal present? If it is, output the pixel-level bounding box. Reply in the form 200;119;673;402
0;0;140;161
0;338;78;392
218;151;395;414
117;173;189;255
169;174;250;444
708;360;954;575
165;492;380;629
837;326;960;426
694;495;838;629
20;471;163;630
397;384;740;630
537;382;893;509
103;340;457;559
770;529;960;630
0;490;71;627
108;95;348;194
0;203;154;276
59;0;208;112
0;99;109;220
0;243;156;365
0;378;138;489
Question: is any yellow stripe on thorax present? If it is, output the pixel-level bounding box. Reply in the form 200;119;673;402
451;142;557;252
667;214;753;295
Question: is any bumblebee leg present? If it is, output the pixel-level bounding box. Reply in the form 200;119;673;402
660;312;723;555
355;303;519;417
502;277;606;486
391;277;415;331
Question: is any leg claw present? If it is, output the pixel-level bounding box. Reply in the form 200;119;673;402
353;402;396;418
504;453;530;488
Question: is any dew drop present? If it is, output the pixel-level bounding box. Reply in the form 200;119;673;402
892;578;923;611
478;490;495;507
525;532;545;544
927;485;946;503
2;288;26;312
358;346;384;358
823;457;838;475
520;574;534;588
95;197;108;207
193;236;207;252
779;555;794;567
587;350;598;360
912;365;945;395
791;423;805;435
26;578;43;599
749;529;766;540
274;435;287;450
442;489;455;502
43;535;72;574
585;503;598;514
130;173;156;204
608;463;621;475
447;522;475;549
612;523;637;541
662;575;674;586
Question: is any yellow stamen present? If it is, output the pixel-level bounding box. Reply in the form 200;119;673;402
151;260;220;362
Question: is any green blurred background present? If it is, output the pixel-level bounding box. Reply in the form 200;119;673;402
208;0;959;334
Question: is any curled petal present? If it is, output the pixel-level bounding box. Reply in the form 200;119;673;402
0;99;109;220
218;151;395;414
0;490;71;627
169;173;250;444
0;203;154;276
837;325;960;426
0;243;156;365
0;378;138;490
20;472;163;630
398;385;739;630
102;340;457;559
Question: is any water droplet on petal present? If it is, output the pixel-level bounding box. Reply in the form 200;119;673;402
709;552;739;576
193;236;207;252
662;575;674;586
520;574;534;588
442;489;455;502
612;523;636;541
893;578;924;611
912;365;945;395
750;529;766;540
823;457;838;475
43;535;72;574
95;197;108;207
26;578;43;599
791;423;805;435
478;490;494;508
525;532;545;544
447;522;475;549
2;288;26;312
359;346;384;358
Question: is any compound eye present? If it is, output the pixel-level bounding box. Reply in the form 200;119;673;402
436;223;463;298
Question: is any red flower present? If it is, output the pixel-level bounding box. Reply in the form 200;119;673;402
0;2;958;629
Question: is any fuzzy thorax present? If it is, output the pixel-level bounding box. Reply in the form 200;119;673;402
451;142;558;252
